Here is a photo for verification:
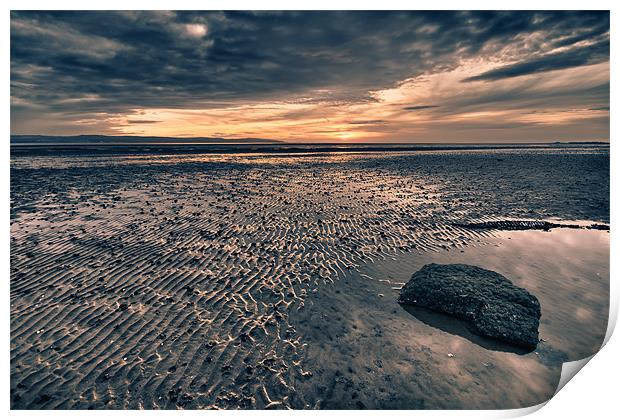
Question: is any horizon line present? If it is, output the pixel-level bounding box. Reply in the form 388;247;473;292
10;134;611;145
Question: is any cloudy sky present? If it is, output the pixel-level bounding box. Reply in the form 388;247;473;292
11;11;609;143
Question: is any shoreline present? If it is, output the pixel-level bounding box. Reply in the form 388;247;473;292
10;142;609;157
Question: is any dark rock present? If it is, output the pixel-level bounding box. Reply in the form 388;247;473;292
398;263;541;350
588;223;610;231
457;219;610;232
456;220;563;231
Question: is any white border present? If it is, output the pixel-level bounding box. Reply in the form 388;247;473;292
3;2;616;419
2;1;617;10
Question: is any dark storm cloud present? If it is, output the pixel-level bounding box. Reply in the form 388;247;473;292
127;120;162;124
462;39;610;82
10;10;610;134
348;120;387;125
448;82;610;114
403;105;440;111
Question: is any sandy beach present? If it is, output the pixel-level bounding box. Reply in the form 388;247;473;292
10;144;609;409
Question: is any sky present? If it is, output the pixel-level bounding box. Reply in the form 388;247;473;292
10;11;610;143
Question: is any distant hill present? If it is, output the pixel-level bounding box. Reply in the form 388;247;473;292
10;134;283;144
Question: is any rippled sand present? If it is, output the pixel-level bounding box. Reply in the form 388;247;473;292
10;146;609;409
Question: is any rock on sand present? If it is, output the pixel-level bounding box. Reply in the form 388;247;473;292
398;263;541;351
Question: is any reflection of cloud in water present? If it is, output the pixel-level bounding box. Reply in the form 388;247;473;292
490;228;608;360
575;307;594;322
381;227;608;362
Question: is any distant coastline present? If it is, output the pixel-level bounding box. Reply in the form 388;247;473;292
552;141;609;144
11;134;610;146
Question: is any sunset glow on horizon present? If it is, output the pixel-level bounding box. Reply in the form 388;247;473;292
11;11;610;143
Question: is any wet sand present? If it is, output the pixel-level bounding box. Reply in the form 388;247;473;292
290;228;608;409
10;145;609;409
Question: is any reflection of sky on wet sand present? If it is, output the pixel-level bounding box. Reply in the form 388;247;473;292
488;228;609;359
10;151;372;170
352;227;608;407
10;143;609;171
387;227;609;361
376;229;609;360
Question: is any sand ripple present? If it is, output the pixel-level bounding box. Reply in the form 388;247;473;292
10;149;608;408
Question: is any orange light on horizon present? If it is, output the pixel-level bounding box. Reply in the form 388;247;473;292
97;60;610;143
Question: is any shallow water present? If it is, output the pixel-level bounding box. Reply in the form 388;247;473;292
292;228;608;409
366;228;609;360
